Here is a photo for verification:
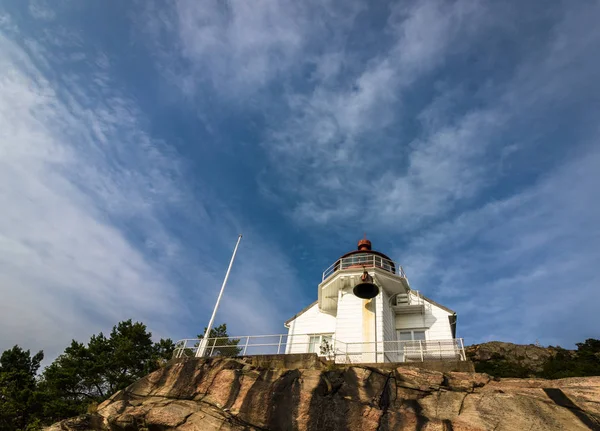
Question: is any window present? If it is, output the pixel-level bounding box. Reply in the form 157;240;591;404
308;334;333;355
397;330;426;341
397;330;427;361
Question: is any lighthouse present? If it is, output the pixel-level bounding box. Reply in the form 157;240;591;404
284;238;462;363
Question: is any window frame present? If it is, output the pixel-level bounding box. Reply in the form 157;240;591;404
397;329;427;341
307;333;334;355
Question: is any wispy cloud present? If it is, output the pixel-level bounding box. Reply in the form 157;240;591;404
402;143;600;346
141;0;600;347
262;0;600;233
0;10;308;357
1;0;599;357
27;0;55;22
0;18;194;358
258;0;494;226
140;0;361;99
0;3;321;361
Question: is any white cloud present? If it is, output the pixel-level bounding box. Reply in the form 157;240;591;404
141;0;344;98
0;15;310;359
136;0;600;348
0;28;194;359
259;0;490;226
8;0;595;355
400;143;600;347
259;0;600;234
28;0;56;22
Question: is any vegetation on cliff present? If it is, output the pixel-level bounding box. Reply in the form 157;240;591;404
0;346;44;431
466;338;600;379
0;320;176;430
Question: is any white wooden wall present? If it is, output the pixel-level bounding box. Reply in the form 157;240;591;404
285;303;336;354
334;286;377;362
394;294;453;341
286;289;454;359
379;289;400;361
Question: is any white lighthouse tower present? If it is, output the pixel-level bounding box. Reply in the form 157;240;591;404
284;238;462;363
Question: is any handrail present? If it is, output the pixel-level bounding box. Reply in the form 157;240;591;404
393;290;424;307
173;335;466;364
322;254;407;281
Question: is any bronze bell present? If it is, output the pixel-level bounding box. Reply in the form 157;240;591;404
353;270;379;299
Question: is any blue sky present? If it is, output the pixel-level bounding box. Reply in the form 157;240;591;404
1;0;599;361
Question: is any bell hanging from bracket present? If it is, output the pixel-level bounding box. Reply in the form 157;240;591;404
353;269;379;299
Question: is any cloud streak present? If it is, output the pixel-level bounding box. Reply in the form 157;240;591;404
402;143;600;346
0;17;195;358
143;0;600;347
1;0;599;358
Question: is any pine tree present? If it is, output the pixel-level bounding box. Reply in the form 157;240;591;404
197;323;241;357
0;346;44;431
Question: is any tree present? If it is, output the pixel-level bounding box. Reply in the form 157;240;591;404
154;338;177;365
542;338;600;379
197;324;241;357
0;346;44;431
40;320;175;422
575;338;600;375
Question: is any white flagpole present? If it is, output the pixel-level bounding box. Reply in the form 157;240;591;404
196;234;243;357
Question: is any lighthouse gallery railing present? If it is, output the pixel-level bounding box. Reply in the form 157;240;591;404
173;335;466;364
322;254;407;281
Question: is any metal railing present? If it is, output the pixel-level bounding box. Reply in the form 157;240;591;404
173;334;293;359
332;339;466;364
173;335;465;364
322;253;407;281
392;291;425;308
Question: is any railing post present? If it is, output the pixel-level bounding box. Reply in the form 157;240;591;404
438;341;442;360
277;334;283;354
243;337;250;356
419;340;424;362
210;338;216;357
459;338;465;361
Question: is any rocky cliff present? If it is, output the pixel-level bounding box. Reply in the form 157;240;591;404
466;342;567;375
48;355;600;431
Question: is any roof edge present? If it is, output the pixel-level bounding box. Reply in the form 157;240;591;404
284;300;318;326
419;293;456;315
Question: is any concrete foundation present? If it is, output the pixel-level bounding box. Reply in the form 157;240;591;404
229;353;475;372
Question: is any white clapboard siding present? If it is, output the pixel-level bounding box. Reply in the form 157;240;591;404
286;286;455;359
286;302;336;354
395;294;453;341
334;287;370;344
380;289;399;361
334;286;381;362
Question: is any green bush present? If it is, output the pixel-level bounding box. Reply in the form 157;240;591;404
540;340;600;379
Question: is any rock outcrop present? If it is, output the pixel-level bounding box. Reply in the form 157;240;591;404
47;356;600;431
466;342;568;374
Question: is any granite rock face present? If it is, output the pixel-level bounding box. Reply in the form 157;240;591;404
46;356;600;431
